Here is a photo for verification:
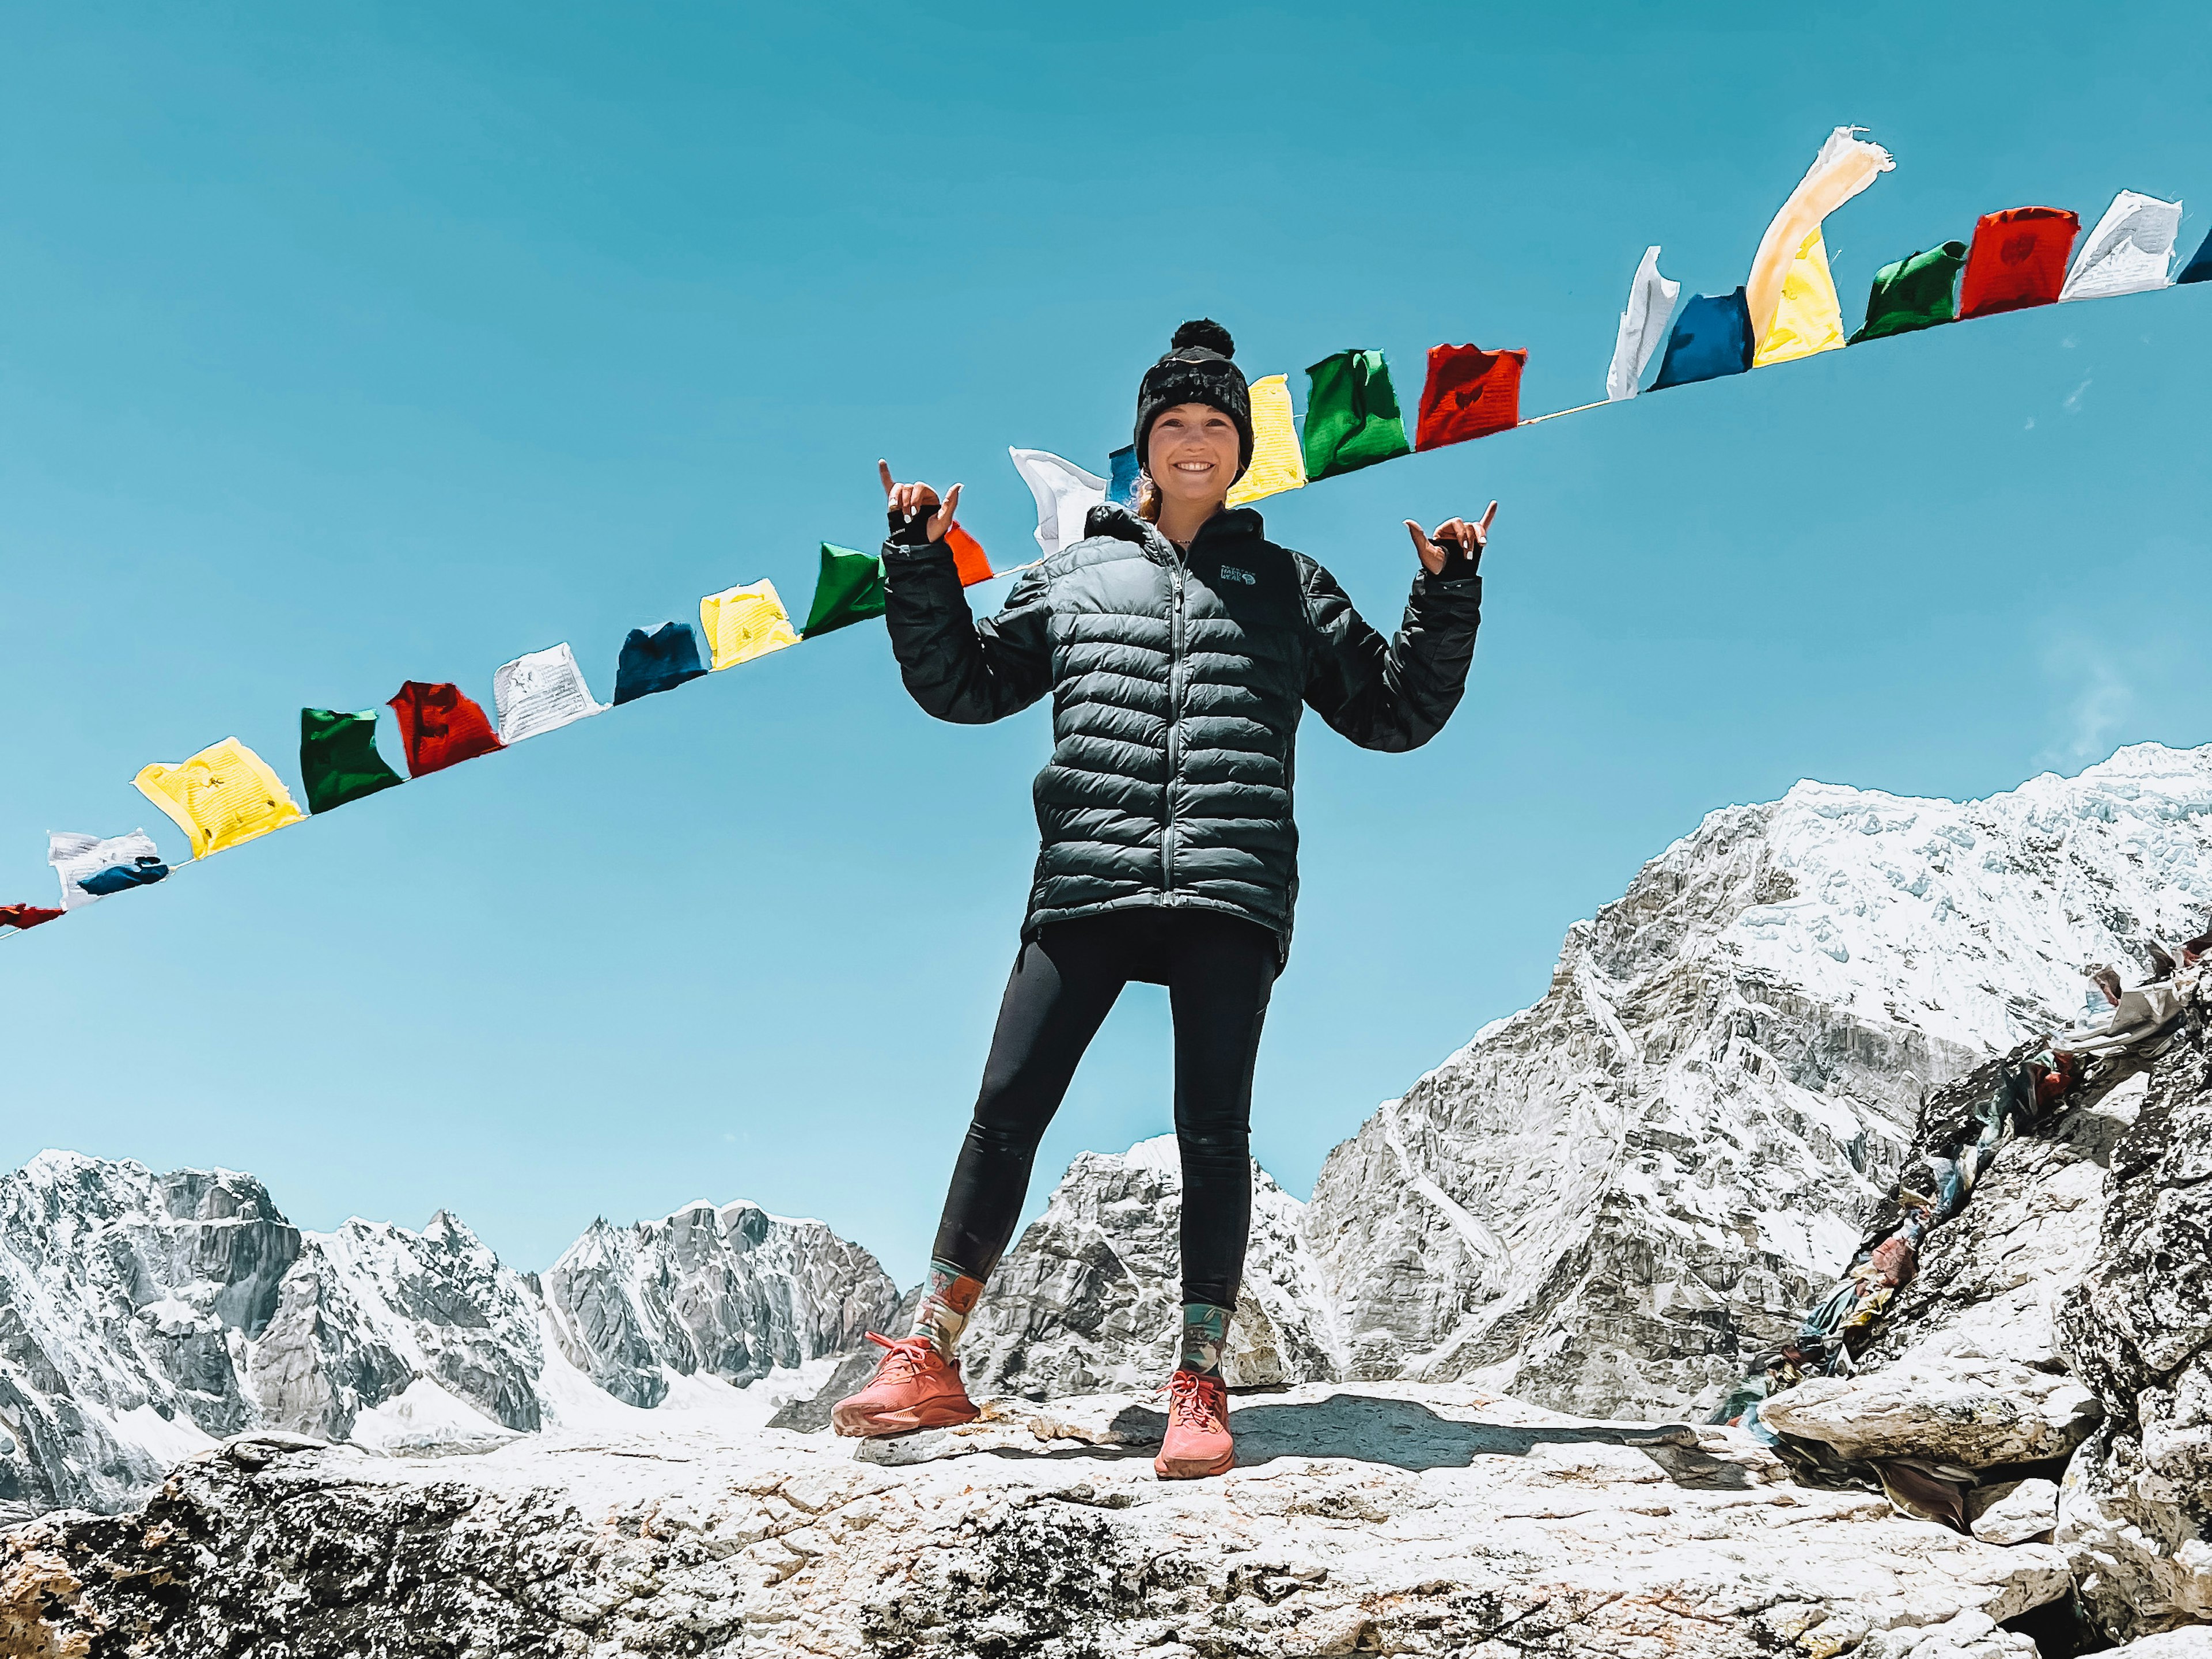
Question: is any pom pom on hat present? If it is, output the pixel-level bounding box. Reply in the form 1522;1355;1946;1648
1171;318;1236;358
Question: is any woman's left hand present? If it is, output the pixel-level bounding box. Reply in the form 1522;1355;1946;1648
1404;501;1498;575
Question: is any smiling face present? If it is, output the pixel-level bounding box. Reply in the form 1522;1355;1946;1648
1146;402;1242;514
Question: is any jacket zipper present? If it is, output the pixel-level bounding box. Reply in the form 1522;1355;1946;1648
1164;546;1185;899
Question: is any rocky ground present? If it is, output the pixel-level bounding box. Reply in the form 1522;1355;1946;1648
3;1384;2073;1659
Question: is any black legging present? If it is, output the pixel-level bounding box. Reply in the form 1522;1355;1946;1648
932;906;1278;1309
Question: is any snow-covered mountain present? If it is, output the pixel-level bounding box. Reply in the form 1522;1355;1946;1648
1301;741;2212;1418
0;1154;899;1520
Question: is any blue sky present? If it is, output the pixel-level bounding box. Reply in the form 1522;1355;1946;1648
3;4;2207;1285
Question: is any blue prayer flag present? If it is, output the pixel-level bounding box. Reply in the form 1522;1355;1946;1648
613;622;709;706
1650;288;1754;391
1107;445;1140;507
2179;225;2212;286
78;857;169;896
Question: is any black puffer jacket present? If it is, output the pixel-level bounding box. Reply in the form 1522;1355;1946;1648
882;502;1482;957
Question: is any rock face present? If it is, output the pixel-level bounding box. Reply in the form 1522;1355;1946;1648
543;1201;901;1408
1304;743;2212;1420
2058;975;2212;1635
960;1136;1339;1397
0;1156;900;1521
3;1386;2073;1659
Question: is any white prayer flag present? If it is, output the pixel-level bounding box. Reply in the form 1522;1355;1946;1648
1607;245;1680;400
2059;190;2183;302
1745;126;1894;347
1008;447;1108;558
492;642;608;745
47;828;163;911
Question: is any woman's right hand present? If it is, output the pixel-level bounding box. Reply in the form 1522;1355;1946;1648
879;460;963;543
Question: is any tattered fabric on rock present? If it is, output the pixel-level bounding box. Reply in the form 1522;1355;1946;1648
1226;374;1307;506
1745;126;1895;352
1753;229;1846;367
1415;344;1525;449
802;544;887;639
493;643;607;745
1650;289;1753;389
1301;350;1410;480
386;681;503;777
1009;448;1108;558
1851;242;1968;342
2059;190;2183;302
299;709;405;814
1958;207;2080;319
612;622;708;705
134;737;304;858
1606;245;1679;400
0;903;63;934
47;829;166;911
699;579;801;672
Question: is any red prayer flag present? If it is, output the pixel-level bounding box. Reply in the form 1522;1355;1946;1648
1957;207;2081;320
1;903;63;932
1414;344;1528;451
387;680;505;777
945;525;993;587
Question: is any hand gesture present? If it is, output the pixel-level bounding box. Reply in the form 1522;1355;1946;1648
879;460;963;543
1404;501;1498;575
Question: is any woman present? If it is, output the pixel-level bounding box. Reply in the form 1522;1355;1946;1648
838;320;1492;1479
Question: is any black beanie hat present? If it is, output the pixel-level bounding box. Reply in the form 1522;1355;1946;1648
1134;319;1254;483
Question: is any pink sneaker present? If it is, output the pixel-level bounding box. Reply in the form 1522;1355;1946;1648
830;1333;980;1437
1154;1369;1234;1479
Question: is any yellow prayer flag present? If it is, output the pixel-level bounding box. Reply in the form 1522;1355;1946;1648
699;578;801;672
133;737;304;859
1745;126;1892;346
1225;374;1308;509
1752;228;1846;368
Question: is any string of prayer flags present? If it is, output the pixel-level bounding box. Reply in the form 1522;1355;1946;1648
945;525;994;587
2180;225;2212;285
612;622;709;706
299;709;404;814
1009;448;1107;557
2059;190;2184;302
48;830;165;910
1;904;63;934
1415;346;1527;450
1226;373;1308;506
493;643;607;745
1607;247;1679;400
1752;229;1846;367
1850;242;1968;343
1650;289;1754;389
388;681;503;777
1958;207;2080;319
1107;446;1140;507
1301;350;1410;480
134;737;304;859
1746;126;1895;356
699;579;801;671
802;545;888;639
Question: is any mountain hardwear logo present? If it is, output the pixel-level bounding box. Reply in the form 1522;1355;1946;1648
1219;565;1257;585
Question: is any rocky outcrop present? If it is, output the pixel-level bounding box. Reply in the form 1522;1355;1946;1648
3;1386;2073;1659
1304;744;2212;1421
2058;979;2212;1637
0;1157;902;1520
959;1137;1339;1398
543;1201;900;1408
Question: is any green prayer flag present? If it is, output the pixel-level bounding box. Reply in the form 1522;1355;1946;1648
1301;350;1411;481
1850;241;1968;344
299;708;404;814
801;543;887;639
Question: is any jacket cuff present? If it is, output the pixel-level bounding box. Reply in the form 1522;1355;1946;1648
1411;570;1482;603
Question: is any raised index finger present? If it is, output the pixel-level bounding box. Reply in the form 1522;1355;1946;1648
878;460;896;498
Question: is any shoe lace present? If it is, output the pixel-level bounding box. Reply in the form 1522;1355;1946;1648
865;1331;933;1384
1164;1370;1223;1431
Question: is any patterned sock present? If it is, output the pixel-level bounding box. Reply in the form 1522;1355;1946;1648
1178;1302;1233;1378
910;1259;986;1358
